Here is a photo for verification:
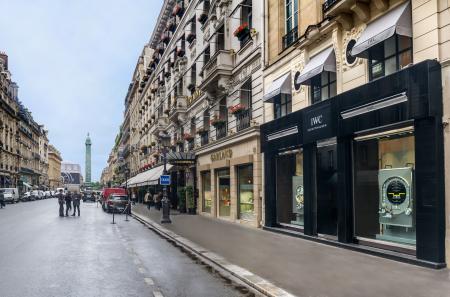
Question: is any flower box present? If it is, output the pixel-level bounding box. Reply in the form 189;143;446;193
196;127;208;135
172;4;184;17
229;103;246;115
176;48;185;57
233;22;250;41
198;13;208;25
176;139;184;145
186;33;196;43
183;133;194;141
210;117;226;127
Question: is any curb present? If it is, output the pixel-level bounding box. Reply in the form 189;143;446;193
132;211;297;297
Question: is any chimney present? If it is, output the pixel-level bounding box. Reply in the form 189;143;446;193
0;51;8;70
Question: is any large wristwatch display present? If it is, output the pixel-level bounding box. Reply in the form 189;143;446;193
291;175;304;226
377;167;415;245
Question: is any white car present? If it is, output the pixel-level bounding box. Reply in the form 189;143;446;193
44;191;51;198
22;191;32;202
0;188;20;203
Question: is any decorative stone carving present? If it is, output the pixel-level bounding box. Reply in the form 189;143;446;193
342;25;365;72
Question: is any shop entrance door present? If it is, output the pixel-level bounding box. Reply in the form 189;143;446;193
316;140;338;237
217;169;230;217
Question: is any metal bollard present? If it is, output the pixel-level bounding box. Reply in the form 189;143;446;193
111;208;116;224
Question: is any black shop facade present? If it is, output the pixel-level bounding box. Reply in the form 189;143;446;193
261;60;445;268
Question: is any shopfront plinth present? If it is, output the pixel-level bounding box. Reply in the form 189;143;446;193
261;60;446;267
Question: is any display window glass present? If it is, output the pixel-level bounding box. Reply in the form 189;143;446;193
275;149;304;227
238;164;254;220
353;127;416;247
201;171;212;213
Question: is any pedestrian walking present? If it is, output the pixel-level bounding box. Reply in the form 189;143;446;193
72;192;81;216
0;190;5;209
57;189;64;217
65;191;72;217
154;192;162;211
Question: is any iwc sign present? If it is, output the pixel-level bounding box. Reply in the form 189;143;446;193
303;102;334;143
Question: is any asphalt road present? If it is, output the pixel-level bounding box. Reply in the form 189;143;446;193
0;199;244;297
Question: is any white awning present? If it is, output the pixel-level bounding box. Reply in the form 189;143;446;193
351;1;412;57
296;47;336;86
127;164;173;188
263;72;292;103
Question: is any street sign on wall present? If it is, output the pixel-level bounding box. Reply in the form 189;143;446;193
160;175;171;186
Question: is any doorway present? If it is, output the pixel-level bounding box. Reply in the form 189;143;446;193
217;169;230;217
316;139;338;237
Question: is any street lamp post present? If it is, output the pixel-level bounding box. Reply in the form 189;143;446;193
159;132;171;224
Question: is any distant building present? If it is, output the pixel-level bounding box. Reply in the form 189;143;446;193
61;162;82;190
48;145;62;188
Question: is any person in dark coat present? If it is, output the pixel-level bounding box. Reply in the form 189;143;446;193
57;189;64;217
0;190;5;209
65;192;72;217
72;192;81;216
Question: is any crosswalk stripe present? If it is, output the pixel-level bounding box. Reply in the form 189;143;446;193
153;291;164;297
144;277;154;285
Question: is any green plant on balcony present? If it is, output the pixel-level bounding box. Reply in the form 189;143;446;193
233;22;250;41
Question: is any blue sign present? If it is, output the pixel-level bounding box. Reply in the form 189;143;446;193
160;175;171;186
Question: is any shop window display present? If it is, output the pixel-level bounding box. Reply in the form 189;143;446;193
276;149;304;226
217;169;230;217
238;165;254;220
202;171;212;213
354;128;416;246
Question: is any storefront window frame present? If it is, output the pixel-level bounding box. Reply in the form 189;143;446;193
310;71;336;104
274;94;292;119
237;163;254;220
352;125;417;252
201;170;212;214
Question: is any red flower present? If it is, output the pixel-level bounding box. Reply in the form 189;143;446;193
233;23;249;37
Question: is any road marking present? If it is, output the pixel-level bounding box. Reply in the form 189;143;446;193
138;267;146;274
153;291;164;297
144;277;154;285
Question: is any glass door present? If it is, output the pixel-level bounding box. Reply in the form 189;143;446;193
217;169;230;217
316;139;338;237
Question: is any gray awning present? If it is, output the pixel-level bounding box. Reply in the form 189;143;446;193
351;1;412;57
296;47;336;86
127;164;173;188
263;72;292;103
22;182;33;188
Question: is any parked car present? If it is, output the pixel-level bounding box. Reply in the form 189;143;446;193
105;194;129;213
0;188;20;203
21;191;33;202
44;191;52;198
31;190;43;200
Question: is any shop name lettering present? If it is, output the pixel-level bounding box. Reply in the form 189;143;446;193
211;149;233;162
307;115;327;132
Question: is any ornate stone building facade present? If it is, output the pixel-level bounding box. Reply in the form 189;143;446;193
48;144;62;188
261;0;449;266
0;53;20;188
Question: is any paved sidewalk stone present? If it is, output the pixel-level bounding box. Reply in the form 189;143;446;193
133;204;450;297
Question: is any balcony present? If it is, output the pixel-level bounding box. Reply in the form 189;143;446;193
169;96;187;123
199;50;234;97
282;27;298;50
151;116;169;136
322;0;371;26
236;108;252;132
216;124;227;140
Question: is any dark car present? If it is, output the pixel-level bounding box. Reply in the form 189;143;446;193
105;195;129;213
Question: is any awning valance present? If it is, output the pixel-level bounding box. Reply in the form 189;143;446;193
296;47;336;86
22;182;32;188
127;164;174;188
351;1;412;57
263;72;292;103
167;151;195;165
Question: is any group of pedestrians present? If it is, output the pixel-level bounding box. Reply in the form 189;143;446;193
144;190;163;210
56;189;81;217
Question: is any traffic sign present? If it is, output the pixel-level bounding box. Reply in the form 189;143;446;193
160;175;171;186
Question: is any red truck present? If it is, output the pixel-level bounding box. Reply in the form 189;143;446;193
101;188;126;211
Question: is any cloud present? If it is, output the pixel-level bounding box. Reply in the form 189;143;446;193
0;0;161;181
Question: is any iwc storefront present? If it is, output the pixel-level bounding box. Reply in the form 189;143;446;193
261;60;445;267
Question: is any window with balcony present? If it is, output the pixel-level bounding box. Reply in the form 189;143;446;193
217;25;225;51
368;35;412;81
235;79;252;132
235;0;252;48
188;64;197;94
283;0;298;50
310;71;336;104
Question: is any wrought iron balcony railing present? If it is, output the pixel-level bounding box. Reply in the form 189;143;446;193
216;123;227;140
236;108;252;132
200;131;209;146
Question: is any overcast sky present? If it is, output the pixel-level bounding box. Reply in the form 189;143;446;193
0;0;161;181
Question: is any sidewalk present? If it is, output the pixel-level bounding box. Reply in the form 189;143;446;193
133;204;450;297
